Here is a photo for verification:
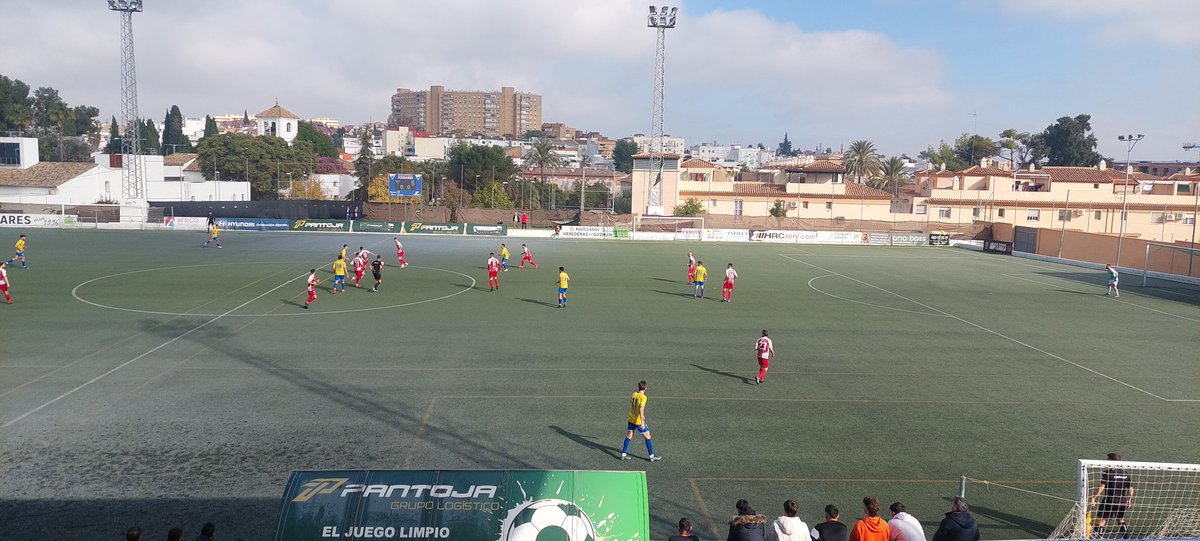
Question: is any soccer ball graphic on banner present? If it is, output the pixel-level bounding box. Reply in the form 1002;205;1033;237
500;499;598;541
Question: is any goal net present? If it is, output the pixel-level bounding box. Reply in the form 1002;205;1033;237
632;215;704;240
1048;459;1200;539
1142;242;1200;284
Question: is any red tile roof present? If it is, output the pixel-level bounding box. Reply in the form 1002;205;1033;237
256;104;300;119
914;167;958;178
163;152;197;167
1041;166;1115;183
680;158;717;169
632;152;682;160
798;160;844;173
959;165;1012;177
843;182;896;199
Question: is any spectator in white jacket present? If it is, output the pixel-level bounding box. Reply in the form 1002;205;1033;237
887;502;927;541
768;499;812;541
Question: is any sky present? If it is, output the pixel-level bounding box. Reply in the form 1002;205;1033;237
3;0;1198;161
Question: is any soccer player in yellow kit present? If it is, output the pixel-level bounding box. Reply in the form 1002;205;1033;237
331;254;347;293
202;225;220;248
556;266;570;308
500;243;511;272
692;261;708;299
620;381;661;462
7;234;27;268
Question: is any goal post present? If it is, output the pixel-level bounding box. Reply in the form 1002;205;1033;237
1142;242;1200;285
632;215;705;240
1048;459;1200;539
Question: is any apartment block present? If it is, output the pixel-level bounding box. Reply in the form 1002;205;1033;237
389;86;542;138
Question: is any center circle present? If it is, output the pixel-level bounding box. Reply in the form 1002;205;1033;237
71;263;476;317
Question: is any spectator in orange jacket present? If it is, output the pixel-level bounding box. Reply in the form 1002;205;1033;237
848;496;890;541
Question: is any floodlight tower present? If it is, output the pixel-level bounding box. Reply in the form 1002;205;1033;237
646;5;678;213
108;0;145;202
1115;133;1144;265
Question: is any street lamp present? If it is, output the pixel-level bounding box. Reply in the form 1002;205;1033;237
1184;142;1199;276
1115;133;1144;265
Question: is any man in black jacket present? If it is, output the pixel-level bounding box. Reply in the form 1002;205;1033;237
931;497;980;541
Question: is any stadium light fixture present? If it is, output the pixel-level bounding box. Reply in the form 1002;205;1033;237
1114;133;1144;265
108;0;143;12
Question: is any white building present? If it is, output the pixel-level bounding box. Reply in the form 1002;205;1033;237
0;138;249;204
182;117;207;143
256;103;300;143
632;134;686;157
688;142;775;169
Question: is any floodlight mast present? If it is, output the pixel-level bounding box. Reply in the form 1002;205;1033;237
109;0;145;203
645;5;677;213
1114;133;1144;265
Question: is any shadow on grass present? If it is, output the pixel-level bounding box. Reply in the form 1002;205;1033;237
651;277;677;284
518;298;557;307
652;289;697;299
549;425;621;459
944;499;1056;539
451;283;475;290
280;299;305;308
1035;271;1200;305
690;363;751;385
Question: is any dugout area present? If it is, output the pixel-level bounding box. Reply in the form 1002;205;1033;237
0;229;1196;539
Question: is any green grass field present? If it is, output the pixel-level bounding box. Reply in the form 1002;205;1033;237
1;229;1197;540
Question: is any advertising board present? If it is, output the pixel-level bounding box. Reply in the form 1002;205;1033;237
466;224;508;236
403;222;465;235
164;216;208;231
387;174;423;197
290;219;351;232
0;213;79;228
702;229;750;242
983;240;1013;254
889;233;928;246
357;220;400;233
274;470;650;541
929;233;951;246
559;226;614;239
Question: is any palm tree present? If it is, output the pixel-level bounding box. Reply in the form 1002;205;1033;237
525;138;562;210
843;140;882;184
868;156;912;195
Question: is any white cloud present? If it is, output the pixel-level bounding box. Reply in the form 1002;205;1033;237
999;0;1200;47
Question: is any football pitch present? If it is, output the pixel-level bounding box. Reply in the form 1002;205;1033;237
1;229;1197;540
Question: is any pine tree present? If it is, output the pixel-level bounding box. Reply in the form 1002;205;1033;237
203;115;219;138
242;110;250;126
160;105;193;155
139;118;161;155
104;115;122;154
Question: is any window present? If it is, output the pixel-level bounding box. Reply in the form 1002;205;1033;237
733;199;743;217
0;142;19;166
1094;210;1102;220
998;208;1005;218
1093;183;1099;189
1057;209;1072;222
1179;183;1191;194
1153;212;1167;224
938;207;951;219
915;204;927;215
972;207;981;218
825;201;832;210
1026;208;1041;221
104;181;110;193
1185;214;1196;225
801;201;809;209
286;122;292;133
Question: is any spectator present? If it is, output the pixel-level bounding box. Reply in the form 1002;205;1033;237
126;526;142;541
195;522;215;541
168;528;184;541
521;212;529;229
768;499;811;541
848;496;889;541
811;504;848;541
887;502;926;541
728;499;768;541
930;497;979;541
669;517;700;541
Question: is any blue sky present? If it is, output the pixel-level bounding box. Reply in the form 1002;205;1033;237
2;0;1197;161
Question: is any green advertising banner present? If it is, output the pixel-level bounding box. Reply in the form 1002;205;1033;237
466;224;508;236
356;220;400;233
290;219;351;232
403;222;465;235
274;470;649;541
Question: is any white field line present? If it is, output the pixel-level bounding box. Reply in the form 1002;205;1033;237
779;253;1199;403
1001;273;1199;323
1;273;305;429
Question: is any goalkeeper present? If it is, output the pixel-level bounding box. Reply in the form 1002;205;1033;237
1091;452;1133;537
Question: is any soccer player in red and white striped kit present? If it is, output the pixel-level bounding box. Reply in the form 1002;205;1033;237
754;329;775;385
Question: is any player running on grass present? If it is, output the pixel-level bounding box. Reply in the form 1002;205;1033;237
202;224;220;248
518;243;538;269
487;252;501;291
351;253;366;287
556;266;570;308
500;243;511;272
393;238;408;267
692;261;708;299
754;329;775;385
339;244;349;261
331;254;347;293
1105;264;1120;297
0;261;12;304
303;269;320;308
686;251;696;283
620;380;661;462
721;263;738;302
7;234;27;268
370;255;385;292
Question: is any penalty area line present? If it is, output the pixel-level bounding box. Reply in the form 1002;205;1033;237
1;273;307;430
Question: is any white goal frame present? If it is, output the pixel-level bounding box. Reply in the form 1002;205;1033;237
1050;459;1200;539
632;215;705;241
